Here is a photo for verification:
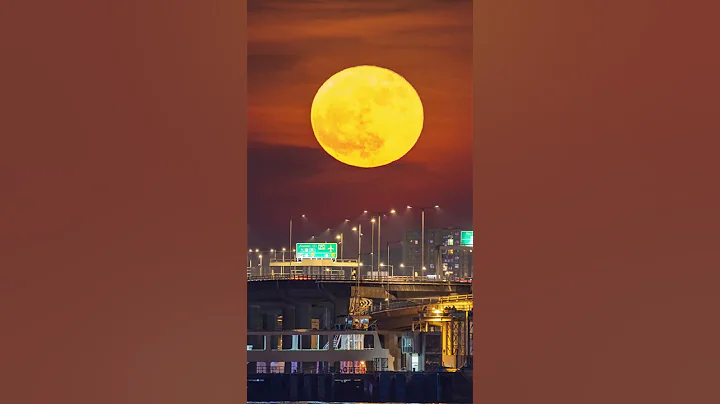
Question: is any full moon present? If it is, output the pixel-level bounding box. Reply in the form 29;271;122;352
310;65;424;168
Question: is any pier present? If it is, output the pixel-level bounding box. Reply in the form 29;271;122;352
247;370;472;403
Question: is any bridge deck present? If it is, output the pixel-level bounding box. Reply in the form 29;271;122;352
371;294;473;314
248;273;472;286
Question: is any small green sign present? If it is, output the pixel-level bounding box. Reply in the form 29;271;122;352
460;231;473;246
295;242;338;260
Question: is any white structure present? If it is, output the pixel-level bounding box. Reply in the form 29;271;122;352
247;329;396;373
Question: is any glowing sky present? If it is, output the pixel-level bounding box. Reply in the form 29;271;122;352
248;0;472;248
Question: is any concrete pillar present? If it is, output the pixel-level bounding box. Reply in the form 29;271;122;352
295;303;312;348
335;297;351;318
248;305;262;330
262;312;278;352
248;305;263;357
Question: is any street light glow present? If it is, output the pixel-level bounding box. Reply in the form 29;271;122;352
352;227;358;231
390;209;396;214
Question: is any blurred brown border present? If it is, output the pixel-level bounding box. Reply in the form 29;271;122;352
473;1;719;403
1;1;248;403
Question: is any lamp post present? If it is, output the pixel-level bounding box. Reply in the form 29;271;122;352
335;233;344;260
407;205;440;278
289;214;306;262
280;247;287;276
399;263;416;279
365;209;396;275
370;218;375;273
352;224;362;279
386;240;402;277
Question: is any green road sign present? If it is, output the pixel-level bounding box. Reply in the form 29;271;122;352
295;242;338;260
460;231;473;246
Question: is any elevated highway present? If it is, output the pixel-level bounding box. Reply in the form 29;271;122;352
246;273;472;334
371;294;473;331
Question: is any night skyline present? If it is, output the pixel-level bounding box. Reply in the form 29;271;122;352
248;0;472;249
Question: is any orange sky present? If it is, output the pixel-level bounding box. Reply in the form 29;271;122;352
248;0;472;247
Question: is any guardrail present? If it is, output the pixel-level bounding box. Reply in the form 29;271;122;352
370;294;473;314
268;258;360;263
247;273;471;284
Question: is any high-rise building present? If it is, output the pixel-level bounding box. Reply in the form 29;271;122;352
403;227;473;279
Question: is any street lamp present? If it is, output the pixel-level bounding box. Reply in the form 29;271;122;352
399;263;416;279
364;209;397;275
335;233;344;260
407;205;440;278
289;214;306;261
352;224;362;282
386;240;402;277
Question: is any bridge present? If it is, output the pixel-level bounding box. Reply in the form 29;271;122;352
247;272;472;345
371;294;474;315
370;294;473;330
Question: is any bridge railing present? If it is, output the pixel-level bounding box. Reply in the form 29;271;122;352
246;273;468;283
370;294;473;314
267;258;359;263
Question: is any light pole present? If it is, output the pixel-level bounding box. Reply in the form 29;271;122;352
380;263;395;277
370;218;375;273
379;262;393;308
280;247;287;276
289;214;306;262
365;209;396;274
335;233;344;260
407;205;440;278
352;224;362;278
386;240;402;277
399;263;416;279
